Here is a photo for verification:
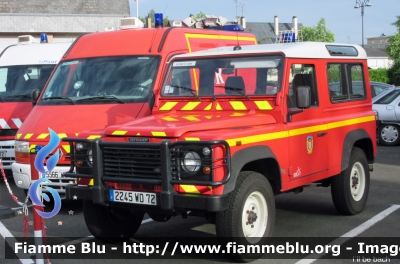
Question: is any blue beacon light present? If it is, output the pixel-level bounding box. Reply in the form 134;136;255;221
154;13;163;28
40;33;48;43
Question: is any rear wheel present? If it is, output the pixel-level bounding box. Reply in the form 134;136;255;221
216;171;275;259
378;124;400;146
331;148;370;215
83;200;144;243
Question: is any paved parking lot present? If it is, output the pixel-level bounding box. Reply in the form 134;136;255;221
0;145;399;263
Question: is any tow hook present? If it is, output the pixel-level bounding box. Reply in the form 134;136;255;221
368;164;373;172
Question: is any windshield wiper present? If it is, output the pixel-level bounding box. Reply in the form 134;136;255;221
170;85;201;101
224;86;250;100
75;95;125;104
41;96;76;105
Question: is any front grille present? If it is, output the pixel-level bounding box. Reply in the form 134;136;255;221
102;145;162;179
0;129;18;137
0;145;14;149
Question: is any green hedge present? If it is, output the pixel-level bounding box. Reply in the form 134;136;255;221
369;68;390;83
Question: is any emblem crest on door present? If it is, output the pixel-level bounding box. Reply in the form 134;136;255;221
307;136;313;154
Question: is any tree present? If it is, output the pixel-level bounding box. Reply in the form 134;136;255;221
386;16;400;85
301;18;334;42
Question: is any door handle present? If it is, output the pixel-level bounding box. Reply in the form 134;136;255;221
317;132;327;137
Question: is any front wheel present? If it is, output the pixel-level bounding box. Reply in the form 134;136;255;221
83;200;144;243
216;171;275;256
378;124;400;146
331;147;370;215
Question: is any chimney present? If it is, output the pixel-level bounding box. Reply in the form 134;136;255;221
147;16;152;28
292;16;298;39
241;17;246;29
274;16;279;36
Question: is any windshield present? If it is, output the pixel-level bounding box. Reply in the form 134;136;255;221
374;89;400;105
39;56;160;105
0;65;54;102
161;56;283;98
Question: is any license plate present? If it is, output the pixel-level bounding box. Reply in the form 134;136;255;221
109;190;157;206
45;170;63;179
0;151;6;158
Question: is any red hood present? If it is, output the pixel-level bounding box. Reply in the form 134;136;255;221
16;104;146;141
0;102;31;129
104;111;277;138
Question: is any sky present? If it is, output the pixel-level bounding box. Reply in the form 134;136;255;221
128;0;398;45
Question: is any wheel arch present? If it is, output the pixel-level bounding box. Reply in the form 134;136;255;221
341;129;374;171
225;146;282;194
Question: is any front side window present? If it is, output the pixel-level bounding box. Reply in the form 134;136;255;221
161;56;283;98
0;65;54;102
39;56;160;105
328;63;366;102
287;64;318;108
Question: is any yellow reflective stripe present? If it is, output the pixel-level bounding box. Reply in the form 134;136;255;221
75;133;79;136
205;116;212;119
183;116;200;121
62;145;70;153
87;135;101;140
162;117;179;121
88;179;94;186
24;134;33;139
230;101;247;110
180;185;200;194
29;144;37;151
231;113;245;116
328;116;375;129
16;134;22;139
152;132;167;137
136;133;141;136
289;124;328;137
227;131;289;146
185;138;200;141
204;103;212;111
255;101;273;110
185;33;257;44
226;115;376;147
37;134;49;139
58;133;68;139
181;102;201;111
216;103;222;110
112;130;127;136
159;102;178;111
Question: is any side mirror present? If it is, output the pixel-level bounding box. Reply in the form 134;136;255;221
148;91;155;114
31;89;40;107
296;86;311;109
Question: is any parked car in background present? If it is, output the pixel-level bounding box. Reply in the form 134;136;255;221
329;81;393;98
373;87;400;146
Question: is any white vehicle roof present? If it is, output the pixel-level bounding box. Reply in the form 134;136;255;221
0;42;72;67
171;42;367;60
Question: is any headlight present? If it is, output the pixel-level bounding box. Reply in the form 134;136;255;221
181;151;201;173
15;141;30;153
87;149;93;165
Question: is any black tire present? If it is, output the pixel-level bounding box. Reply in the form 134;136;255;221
331;148;370;215
378;124;400;146
83;200;144;243
215;171;275;259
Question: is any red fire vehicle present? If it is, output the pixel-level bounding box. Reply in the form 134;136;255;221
0;36;71;176
12;16;257;193
64;41;376;254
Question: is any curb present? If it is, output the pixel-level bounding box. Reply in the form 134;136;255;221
0;206;15;220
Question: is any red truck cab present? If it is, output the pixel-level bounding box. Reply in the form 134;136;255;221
12;18;257;193
0;38;71;175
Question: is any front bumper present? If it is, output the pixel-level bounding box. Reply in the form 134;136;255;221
11;162;76;192
66;184;228;212
0;140;15;170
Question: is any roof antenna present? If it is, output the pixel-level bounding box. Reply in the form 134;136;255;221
233;23;241;50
